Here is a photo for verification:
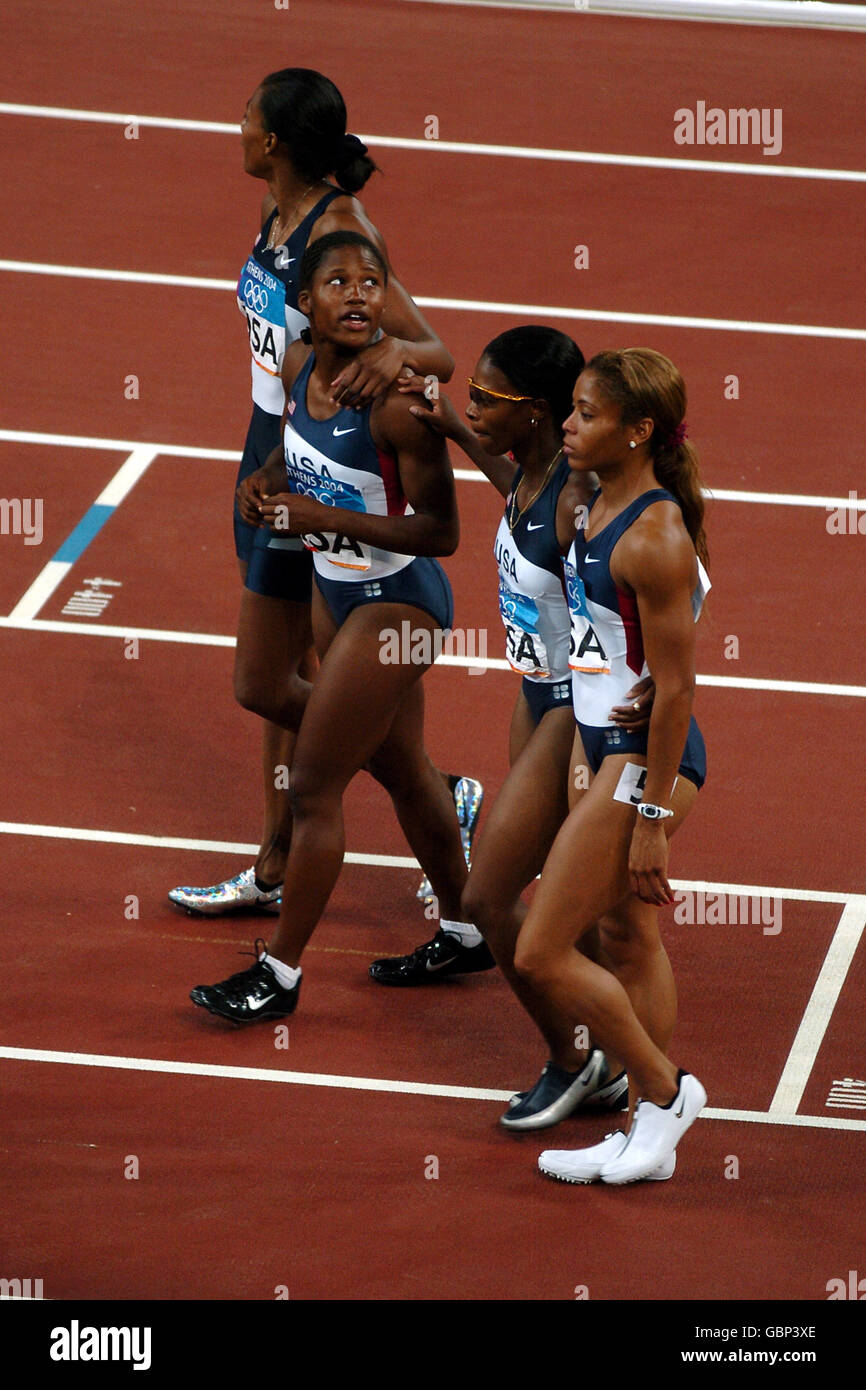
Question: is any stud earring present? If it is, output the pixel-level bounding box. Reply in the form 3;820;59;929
629;441;636;449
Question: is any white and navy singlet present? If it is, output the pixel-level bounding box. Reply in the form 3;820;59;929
494;457;573;723
283;354;414;582
564;487;710;784
237;188;344;416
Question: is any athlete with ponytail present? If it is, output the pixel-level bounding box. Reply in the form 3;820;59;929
168;69;481;917
509;347;711;1185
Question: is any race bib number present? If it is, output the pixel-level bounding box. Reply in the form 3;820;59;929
303;531;371;571
237;257;286;376
499;580;550;677
565;564;609;675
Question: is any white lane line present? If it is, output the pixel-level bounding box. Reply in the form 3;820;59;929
2;429;864;514
0;615;862;698
1;261;863;341
0;101;863;180
406;0;866;35
1;1046;864;1130
7;447;157;622
769;898;866;1115
0;820;856;905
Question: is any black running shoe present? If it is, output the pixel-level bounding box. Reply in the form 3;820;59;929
369;928;495;986
190;939;300;1024
500;1052;606;1131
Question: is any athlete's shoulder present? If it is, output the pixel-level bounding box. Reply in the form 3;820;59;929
309;197;386;255
372;384;445;454
616;495;696;591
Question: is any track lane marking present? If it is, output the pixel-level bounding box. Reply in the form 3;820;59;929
0;617;862;697
1;101;863;180
8;446;158;622
1;260;864;341
768;898;866;1115
3;431;865;515
1;1046;864;1131
0;820;857;905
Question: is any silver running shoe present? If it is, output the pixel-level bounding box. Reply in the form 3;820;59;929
417;775;484;903
168;866;282;916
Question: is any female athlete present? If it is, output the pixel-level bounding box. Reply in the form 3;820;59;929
190;232;480;1022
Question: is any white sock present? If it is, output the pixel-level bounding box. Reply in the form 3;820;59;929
260;949;301;989
440;919;483;948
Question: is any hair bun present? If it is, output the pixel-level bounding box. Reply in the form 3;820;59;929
338;132;368;163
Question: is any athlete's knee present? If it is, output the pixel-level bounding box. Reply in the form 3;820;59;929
513;934;560;987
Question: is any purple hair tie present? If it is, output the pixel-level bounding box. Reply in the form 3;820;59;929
668;420;688;449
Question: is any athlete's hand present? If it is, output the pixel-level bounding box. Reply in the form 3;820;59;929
402;375;463;440
610;675;656;730
629;819;675;906
236;471;270;527
258;491;329;534
330;335;409;408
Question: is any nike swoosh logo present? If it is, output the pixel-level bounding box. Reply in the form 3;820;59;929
245;993;276;1011
426;956;457;973
333;426;357;436
526;522;544;531
675;1096;685;1118
585;557;601;564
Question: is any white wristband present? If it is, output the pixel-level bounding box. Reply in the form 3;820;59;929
636;802;674;821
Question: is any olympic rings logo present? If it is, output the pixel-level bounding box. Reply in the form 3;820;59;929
244;281;269;314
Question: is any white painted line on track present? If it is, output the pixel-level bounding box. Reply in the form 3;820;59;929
7;447;158;622
2;429;865;513
1;1045;864;1131
1;260;863;341
0;616;862;698
1;101;863;180
0;820;859;906
768;898;866;1116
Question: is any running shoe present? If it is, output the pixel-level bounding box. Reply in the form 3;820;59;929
417;774;484;902
507;1054;628;1114
368;927;495;986
500;1051;608;1130
190;940;300;1024
539;1131;676;1184
169;866;282;916
599;1071;706;1184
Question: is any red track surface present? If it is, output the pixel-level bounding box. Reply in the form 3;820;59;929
1;0;864;1306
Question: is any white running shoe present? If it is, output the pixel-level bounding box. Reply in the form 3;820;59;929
539;1131;676;1184
600;1072;706;1185
168;866;282;916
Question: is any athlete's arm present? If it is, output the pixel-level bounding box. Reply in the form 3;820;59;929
237;340;311;525
398;373;516;497
259;389;458;556
612;506;698;904
309;202;455;401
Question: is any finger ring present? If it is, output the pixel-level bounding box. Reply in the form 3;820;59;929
633;701;640;711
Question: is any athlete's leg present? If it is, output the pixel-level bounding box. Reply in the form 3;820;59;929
266;599;448;966
514;755;698;1107
461;698;577;1055
365;681;468;923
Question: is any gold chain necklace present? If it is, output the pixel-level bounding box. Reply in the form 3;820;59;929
266;182;320;249
507;448;563;532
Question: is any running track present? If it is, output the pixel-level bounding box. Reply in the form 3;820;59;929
1;0;864;1307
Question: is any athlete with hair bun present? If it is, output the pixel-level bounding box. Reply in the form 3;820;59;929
168;69;481;919
521;348;711;1185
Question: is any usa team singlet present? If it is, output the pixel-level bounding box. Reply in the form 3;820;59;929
283;354;414;582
